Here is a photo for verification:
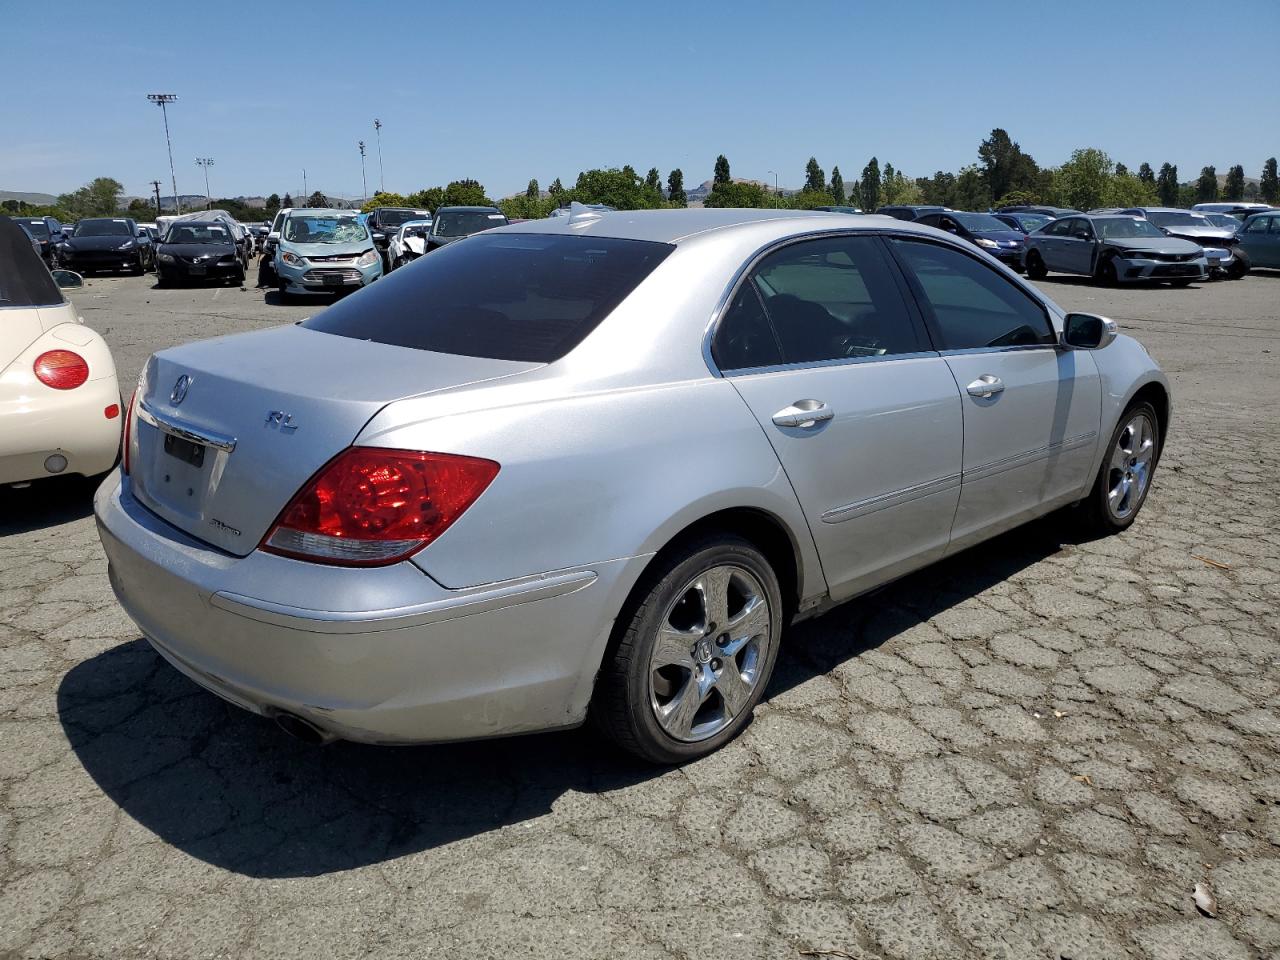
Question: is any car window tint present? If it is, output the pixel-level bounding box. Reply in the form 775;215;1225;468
747;236;920;364
1042;219;1069;236
891;238;1055;351
712;283;782;370
303;233;673;363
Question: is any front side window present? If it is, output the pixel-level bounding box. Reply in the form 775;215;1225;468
1041;219;1071;237
1243;216;1272;234
719;235;921;369
891;238;1055;351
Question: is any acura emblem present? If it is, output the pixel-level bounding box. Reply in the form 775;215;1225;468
171;374;191;405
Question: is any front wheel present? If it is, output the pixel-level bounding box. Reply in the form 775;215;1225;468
1227;248;1250;280
592;534;783;764
1096;255;1118;286
1025;250;1047;280
1080;401;1160;535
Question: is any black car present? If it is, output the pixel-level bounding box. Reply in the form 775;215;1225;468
875;204;947;221
425;206;508;251
155;221;246;285
60;217;155;275
992;211;1056;235
915;211;1029;270
365;206;433;267
14;216;65;267
996;204;1083;219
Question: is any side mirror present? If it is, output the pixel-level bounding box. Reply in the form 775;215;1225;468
1074;230;1092;240
51;269;84;290
1061;313;1117;350
136;229;147;238
372;232;385;241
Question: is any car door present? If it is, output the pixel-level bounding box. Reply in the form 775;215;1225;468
713;234;964;601
1239;214;1279;268
1058;217;1096;274
1035;217;1071;270
887;236;1102;551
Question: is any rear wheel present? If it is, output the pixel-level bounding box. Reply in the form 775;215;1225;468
1080;401;1160;535
1025;250;1047;279
593;534;783;764
1096;255;1119;286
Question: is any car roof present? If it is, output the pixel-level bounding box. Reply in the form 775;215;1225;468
490;207;937;246
436;205;502;213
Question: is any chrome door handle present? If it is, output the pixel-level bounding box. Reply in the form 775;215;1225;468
772;400;834;428
965;375;1004;398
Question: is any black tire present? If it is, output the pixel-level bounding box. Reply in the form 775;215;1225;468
592;533;784;764
392;255;406;271
1080;400;1160;535
277;281;291;304
131;254;145;276
233;265;246;285
1169;279;1193;287
1096;255;1118;286
1227;248;1250;280
1025;250;1047;280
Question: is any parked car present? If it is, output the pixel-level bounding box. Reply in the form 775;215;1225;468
1192;202;1274;219
155;221;247;286
813;205;862;214
1025;214;1207;285
1;216;121;486
60;217;155;275
1236;211;1280;269
1121;208;1247;279
875;204;946;221
273;208;382;300
548;203;616;218
13;216;65;267
258;208;292;286
15;221;44;259
387;219;432;270
992;212;1055;236
1201;212;1245;231
914;211;1027;270
997;205;1083;219
97;208;1169;763
425;206;508;250
366;207;433;268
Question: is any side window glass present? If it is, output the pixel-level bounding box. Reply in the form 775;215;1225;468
1267;217;1280;235
1044;219;1068;237
751;236;921;364
712;283;782;370
891;239;1056;351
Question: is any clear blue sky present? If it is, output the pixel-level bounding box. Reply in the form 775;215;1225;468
3;0;1277;202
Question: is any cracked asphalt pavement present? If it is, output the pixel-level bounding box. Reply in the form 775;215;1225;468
2;270;1279;959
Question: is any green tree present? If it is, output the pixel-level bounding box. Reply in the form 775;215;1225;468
704;180;768;208
57;177;125;218
829;166;845;204
526;179;539;199
645;168;661;192
977;129;1040;203
440;179;489;206
1138;163;1155;186
548;177;563;195
804;157;825;193
1223;165;1245;201
952;164;990;211
994;189;1042;208
1261;158;1279;204
918;171;956;206
1177;183;1197;208
1114;162;1128;177
573;167;663;209
407;187;444;212
282;193;294;208
360;190;408;212
1051;148;1113;211
126;198;152;217
1155;164;1178;206
1195;166;1218;202
881;167;922;206
1103;172;1158;207
305;190;329;207
667;168;687;207
713;154;731;185
859;157;881;212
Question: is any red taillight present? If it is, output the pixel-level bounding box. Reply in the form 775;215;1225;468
123;391;136;474
261;448;499;566
105;403;120;419
33;350;89;390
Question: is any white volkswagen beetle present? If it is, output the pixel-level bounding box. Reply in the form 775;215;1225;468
1;216;122;487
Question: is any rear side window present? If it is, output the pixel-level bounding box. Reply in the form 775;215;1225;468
890;238;1055;351
303;233;673;363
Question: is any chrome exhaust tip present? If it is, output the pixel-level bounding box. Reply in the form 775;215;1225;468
272;711;333;745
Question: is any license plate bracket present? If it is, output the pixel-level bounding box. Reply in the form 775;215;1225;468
323;274;344;287
164;433;206;468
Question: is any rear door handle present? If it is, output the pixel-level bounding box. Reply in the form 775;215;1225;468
965;375;1004;398
772;400;834;428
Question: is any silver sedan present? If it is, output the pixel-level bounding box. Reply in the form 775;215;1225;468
96;206;1170;763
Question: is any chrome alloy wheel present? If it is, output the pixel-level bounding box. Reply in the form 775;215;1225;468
648;564;773;743
1107;412;1155;521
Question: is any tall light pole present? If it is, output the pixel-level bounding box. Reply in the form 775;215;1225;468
373;118;385;193
302;169;308;203
195;158;214;209
358;141;368;205
147;94;181;213
767;170;779;208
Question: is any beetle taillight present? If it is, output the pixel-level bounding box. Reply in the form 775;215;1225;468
261;448;499;566
33;350;89;390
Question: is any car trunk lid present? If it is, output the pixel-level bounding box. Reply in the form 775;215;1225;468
130;324;540;555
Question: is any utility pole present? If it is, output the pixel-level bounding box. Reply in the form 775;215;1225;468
358;141;369;205
767;170;779;208
150;180;163;217
373;118;385;193
302;168;308;203
146;94;181;213
195;158;214;210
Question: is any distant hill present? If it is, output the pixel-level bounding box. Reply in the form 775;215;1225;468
0;189;57;205
686;177;796;204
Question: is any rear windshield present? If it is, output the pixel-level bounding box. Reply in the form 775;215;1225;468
0;217;63;307
19;220;51;239
433;210;507;238
378;209;430;226
303;233;674;363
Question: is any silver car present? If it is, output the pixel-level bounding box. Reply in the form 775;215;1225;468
96;207;1170;763
1024;214;1208;285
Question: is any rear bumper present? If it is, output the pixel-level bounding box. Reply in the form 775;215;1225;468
93;471;645;744
0;376;121;484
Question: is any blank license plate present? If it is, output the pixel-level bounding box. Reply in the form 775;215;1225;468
164;433;206;468
190;265;206;275
324;274;345;286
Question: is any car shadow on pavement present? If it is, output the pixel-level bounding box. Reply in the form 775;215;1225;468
57;510;1090;879
0;475;98;535
1038;275;1205;291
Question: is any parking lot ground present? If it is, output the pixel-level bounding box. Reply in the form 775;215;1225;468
2;270;1279;959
